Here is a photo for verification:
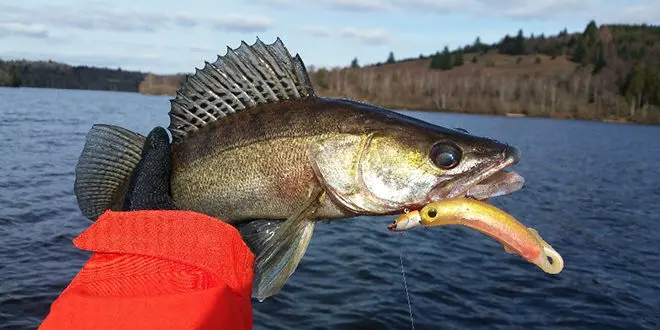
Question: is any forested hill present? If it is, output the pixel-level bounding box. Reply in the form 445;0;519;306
306;21;660;124
0;60;145;92
3;21;660;124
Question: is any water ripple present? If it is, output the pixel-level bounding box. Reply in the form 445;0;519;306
1;87;659;329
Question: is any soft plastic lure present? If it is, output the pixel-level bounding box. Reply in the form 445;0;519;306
387;198;564;274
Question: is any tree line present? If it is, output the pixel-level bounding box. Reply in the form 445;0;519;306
0;59;145;92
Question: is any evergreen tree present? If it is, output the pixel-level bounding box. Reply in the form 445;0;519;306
430;47;453;70
9;65;21;87
636;47;647;59
439;47;453;70
583;20;599;45
592;43;607;74
646;67;660;106
623;63;646;106
618;44;629;59
350;57;360;68
430;52;442;69
572;39;588;64
512;29;527;55
454;51;465;66
621;63;660;108
499;34;512;54
473;36;483;52
386;51;395;64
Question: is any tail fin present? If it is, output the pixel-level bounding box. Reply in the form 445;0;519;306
74;124;146;221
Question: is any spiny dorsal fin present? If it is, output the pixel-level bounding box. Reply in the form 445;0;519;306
168;37;316;142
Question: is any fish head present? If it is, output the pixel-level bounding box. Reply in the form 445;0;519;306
419;128;525;204
309;106;524;215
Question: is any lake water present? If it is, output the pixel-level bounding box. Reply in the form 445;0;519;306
1;87;659;330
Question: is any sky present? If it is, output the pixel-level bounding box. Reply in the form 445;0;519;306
1;0;659;74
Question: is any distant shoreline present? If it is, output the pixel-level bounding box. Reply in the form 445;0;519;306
0;85;641;126
392;106;636;125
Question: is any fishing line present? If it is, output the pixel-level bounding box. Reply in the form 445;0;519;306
397;233;415;330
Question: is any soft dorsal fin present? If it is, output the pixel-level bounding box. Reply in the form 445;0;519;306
168;37;316;141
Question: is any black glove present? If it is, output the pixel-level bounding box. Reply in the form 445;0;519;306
122;127;178;211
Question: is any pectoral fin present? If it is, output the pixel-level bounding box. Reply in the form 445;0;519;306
237;186;324;301
235;220;282;255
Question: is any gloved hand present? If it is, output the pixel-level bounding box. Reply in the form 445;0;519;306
40;127;255;330
122;126;177;211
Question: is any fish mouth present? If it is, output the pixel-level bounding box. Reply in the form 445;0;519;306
428;145;524;203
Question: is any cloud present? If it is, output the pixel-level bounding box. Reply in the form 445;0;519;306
593;1;660;24
256;0;660;23
326;0;392;12
339;27;389;44
174;14;198;28
0;49;171;71
390;0;470;13
51;7;164;32
0;3;26;14
319;0;583;17
255;0;297;7
303;26;390;44
3;3;274;34
91;40;219;56
472;0;595;20
189;45;216;53
302;26;333;37
212;15;273;33
3;4;167;32
473;0;660;22
0;22;49;38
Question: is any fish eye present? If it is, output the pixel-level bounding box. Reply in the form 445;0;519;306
430;142;462;169
427;208;437;218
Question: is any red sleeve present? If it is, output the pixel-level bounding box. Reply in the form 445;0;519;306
39;210;255;330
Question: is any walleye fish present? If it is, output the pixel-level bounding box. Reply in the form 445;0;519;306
387;198;564;274
74;37;525;301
